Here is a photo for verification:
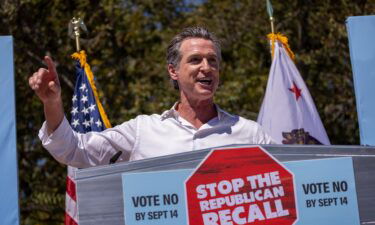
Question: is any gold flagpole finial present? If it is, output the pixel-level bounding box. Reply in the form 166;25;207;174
68;17;87;52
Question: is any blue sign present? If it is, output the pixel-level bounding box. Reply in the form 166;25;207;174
347;15;375;145
122;157;359;225
284;157;359;225
0;36;20;224
122;170;191;224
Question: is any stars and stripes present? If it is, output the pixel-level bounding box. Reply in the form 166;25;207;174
70;63;104;134
65;51;111;225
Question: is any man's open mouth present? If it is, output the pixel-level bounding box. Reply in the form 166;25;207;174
197;78;212;85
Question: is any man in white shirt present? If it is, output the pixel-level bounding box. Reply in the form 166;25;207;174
29;27;274;168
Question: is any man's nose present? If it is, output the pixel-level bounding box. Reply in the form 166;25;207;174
200;58;211;72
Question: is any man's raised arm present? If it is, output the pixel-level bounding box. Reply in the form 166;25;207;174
28;56;64;135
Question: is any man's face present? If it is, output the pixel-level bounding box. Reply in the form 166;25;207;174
169;38;220;102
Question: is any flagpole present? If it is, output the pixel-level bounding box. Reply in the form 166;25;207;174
69;17;87;52
266;0;276;57
266;0;275;34
270;16;275;34
65;17;90;225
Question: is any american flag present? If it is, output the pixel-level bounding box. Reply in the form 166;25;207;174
66;51;111;225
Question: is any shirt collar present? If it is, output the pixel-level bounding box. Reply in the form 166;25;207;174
160;102;180;120
160;102;235;121
215;104;236;121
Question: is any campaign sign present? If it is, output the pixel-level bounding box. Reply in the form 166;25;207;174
185;146;297;225
122;169;192;224
121;147;359;225
284;157;360;225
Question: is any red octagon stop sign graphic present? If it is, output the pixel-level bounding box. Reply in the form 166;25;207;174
185;146;297;225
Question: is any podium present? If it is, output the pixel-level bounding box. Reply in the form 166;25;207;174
75;144;375;225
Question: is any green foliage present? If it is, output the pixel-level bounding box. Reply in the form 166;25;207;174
1;0;373;223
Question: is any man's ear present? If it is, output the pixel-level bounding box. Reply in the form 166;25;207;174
167;64;178;81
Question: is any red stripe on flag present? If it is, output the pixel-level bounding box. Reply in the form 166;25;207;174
65;212;78;225
66;176;76;201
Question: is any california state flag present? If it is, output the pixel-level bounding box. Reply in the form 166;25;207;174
257;34;330;145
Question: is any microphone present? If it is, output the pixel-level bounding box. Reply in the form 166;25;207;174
109;151;122;164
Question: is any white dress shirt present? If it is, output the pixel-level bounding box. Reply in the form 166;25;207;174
39;105;274;168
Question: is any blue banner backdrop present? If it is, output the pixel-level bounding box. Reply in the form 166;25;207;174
347;15;375;145
0;36;20;224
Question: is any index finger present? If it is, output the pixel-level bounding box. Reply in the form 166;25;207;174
44;56;57;76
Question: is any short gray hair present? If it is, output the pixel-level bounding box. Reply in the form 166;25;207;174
166;26;222;89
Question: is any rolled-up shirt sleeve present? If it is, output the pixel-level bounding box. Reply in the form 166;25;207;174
38;116;137;168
